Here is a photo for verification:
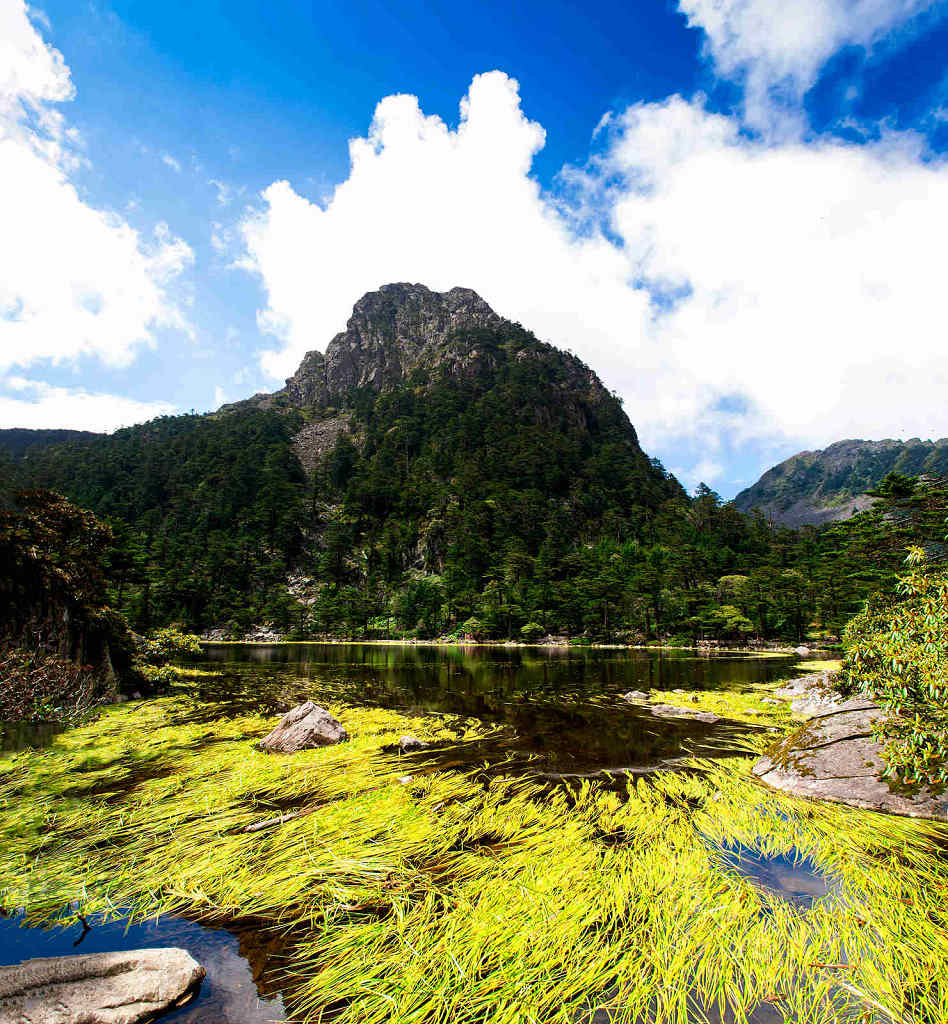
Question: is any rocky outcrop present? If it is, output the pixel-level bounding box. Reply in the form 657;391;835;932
293;414;358;475
648;703;720;724
258;701;349;753
0;948;205;1024
754;688;948;819
281;284;504;410
227;283;627;460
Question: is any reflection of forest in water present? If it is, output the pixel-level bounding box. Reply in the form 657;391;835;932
192;644;790;775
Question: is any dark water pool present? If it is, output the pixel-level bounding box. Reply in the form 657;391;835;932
0;912;288;1023
186;644;798;778
714;840;834;909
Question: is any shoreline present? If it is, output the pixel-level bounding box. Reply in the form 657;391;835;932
198;637;825;657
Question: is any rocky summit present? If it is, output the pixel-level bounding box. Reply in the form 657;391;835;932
231;283;622;474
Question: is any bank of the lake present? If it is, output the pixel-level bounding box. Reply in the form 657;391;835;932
1;649;946;1024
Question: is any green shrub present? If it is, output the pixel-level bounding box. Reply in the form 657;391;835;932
139;664;183;690
844;546;948;787
140;627;202;666
520;622;545;643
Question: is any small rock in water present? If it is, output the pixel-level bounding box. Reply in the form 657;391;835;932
760;697;780;705
398;775;413;785
621;690;650;701
258;701;348;753
649;703;719;724
398;735;427;752
0;947;205;1024
794;645;811;657
671;688;687;694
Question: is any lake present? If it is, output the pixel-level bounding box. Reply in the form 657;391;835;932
193;643;801;779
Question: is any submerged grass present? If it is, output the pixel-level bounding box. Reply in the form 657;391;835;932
1;692;946;1024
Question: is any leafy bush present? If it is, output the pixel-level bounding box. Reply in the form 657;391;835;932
520;622;546;643
844;546;948;787
139;664;183;690
140;627;202;666
458;617;484;641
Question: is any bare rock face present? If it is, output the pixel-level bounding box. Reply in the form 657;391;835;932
773;672;840;715
258;701;348;753
754;698;948;820
0;947;205;1024
283;284;504;410
293;414;357;475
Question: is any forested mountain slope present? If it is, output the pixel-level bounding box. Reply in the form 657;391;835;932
734;438;948;527
11;284;947;643
15;284;688;636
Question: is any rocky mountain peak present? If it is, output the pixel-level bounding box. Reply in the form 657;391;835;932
283;283;504;409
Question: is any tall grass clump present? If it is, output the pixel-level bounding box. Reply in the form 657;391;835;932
1;694;946;1024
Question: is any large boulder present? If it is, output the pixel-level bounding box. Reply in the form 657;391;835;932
0;947;204;1024
754;697;948;820
258;701;348;753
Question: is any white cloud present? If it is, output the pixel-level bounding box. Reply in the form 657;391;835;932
241;71;652;384
0;377;174;431
0;1;192;373
606;95;948;447
161;152;181;172
672;457;726;491
240;71;948;474
678;0;940;132
209;178;244;205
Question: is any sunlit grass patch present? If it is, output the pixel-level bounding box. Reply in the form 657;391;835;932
794;660;843;674
1;696;946;1024
645;688;793;726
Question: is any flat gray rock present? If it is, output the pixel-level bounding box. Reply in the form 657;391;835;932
773;671;835;702
648;703;719;724
0;947;204;1024
754;698;948;820
259;701;348;753
621;690;650;701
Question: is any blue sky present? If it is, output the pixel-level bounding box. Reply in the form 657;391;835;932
2;0;948;497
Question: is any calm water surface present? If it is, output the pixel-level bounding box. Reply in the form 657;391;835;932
0;912;287;1022
194;643;800;778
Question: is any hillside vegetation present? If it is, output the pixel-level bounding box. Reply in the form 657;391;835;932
8;285;948;644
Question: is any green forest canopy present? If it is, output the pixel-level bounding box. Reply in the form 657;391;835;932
4;367;946;643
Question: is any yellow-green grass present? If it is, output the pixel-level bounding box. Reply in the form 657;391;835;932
1;695;946;1024
642;689;794;726
794;660;844;674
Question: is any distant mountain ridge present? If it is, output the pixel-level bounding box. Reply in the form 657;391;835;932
734;438;948;527
0;428;103;460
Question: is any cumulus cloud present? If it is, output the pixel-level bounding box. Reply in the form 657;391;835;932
606;95;948;446
240;70;948;471
678;0;941;132
0;0;192;379
241;72;653;385
0;377;174;432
